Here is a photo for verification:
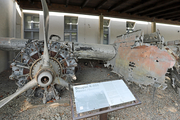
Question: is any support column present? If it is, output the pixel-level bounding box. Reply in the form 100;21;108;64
99;14;103;44
151;22;156;33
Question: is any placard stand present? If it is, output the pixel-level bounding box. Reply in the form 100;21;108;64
70;79;141;120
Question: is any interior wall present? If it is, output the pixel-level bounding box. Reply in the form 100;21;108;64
0;0;14;73
156;24;180;41
135;22;151;34
16;8;22;38
0;0;21;73
109;20;126;44
78;17;99;43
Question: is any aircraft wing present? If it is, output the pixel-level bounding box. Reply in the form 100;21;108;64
0;37;28;51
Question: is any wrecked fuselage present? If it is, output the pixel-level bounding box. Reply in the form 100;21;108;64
106;30;175;89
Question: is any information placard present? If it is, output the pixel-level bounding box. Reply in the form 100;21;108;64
73;80;136;113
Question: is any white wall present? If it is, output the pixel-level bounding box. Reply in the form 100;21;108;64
135;22;151;34
157;23;180;41
16;9;22;38
0;0;21;73
109;20;126;44
78;17;99;43
0;0;14;73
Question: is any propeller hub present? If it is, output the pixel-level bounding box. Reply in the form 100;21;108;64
37;71;53;87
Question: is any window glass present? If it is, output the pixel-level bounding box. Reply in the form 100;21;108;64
104;27;109;32
33;32;39;39
24;32;31;39
33;15;39;22
24;14;39;39
24;15;32;29
64;16;78;42
33;23;39;29
64;33;70;41
72;24;77;30
71;33;77;42
126;21;135;33
103;19;110;44
65;18;70;30
103;19;110;27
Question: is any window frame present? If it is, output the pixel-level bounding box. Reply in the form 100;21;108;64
64;16;78;42
24;13;40;39
126;21;136;33
103;19;110;44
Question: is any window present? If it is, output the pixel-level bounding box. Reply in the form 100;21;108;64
24;14;39;39
64;16;78;42
126;21;135;33
103;19;110;44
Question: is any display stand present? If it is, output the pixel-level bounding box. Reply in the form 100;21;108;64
70;79;141;120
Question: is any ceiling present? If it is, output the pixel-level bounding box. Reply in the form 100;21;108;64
17;0;180;25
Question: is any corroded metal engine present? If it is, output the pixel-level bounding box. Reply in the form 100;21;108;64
9;39;77;103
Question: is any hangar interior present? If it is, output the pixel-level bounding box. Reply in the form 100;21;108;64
1;0;180;73
1;0;180;119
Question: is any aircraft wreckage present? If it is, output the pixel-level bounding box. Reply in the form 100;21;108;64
0;0;179;108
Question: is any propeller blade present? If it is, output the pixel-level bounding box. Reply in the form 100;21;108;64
41;0;50;66
0;79;38;108
54;77;72;89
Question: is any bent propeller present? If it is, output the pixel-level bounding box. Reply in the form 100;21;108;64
0;0;50;108
0;79;37;108
41;0;50;67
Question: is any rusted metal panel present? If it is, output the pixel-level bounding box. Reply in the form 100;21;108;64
108;30;175;87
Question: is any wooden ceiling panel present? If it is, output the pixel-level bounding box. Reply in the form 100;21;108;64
82;0;101;8
69;0;84;6
99;0;118;10
17;0;180;25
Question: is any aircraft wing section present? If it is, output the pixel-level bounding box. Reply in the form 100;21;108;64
0;37;28;51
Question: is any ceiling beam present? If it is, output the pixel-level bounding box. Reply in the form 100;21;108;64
18;1;180;25
28;0;34;4
164;14;180;19
119;0;146;13
136;0;179;15
81;0;90;8
95;0;108;10
46;0;51;5
171;17;180;21
108;0;126;12
144;5;180;16
66;0;69;7
155;10;180;18
129;0;160;14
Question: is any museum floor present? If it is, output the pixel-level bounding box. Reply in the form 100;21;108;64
0;62;180;120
